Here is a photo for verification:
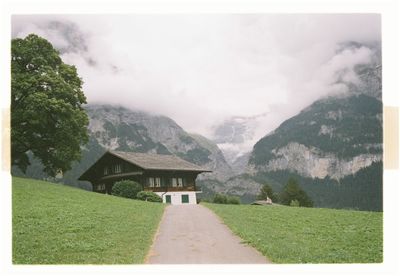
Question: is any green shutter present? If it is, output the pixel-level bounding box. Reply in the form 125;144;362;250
181;194;189;203
165;195;171;204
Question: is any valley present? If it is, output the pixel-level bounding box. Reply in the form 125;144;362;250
12;41;383;211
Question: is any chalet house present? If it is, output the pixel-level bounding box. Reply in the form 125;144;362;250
78;150;211;205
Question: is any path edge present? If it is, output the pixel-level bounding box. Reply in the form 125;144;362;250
143;204;169;264
200;203;273;264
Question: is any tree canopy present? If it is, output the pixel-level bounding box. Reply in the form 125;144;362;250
257;183;278;202
280;177;313;207
11;34;89;176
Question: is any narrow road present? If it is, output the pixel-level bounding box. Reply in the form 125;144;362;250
146;204;270;264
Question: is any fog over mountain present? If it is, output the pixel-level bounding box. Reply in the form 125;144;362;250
12;14;381;157
212;40;381;163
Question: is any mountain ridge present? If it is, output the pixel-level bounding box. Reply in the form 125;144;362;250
85;104;232;181
248;94;382;180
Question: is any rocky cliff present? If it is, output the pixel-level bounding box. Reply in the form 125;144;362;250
248;93;382;180
85;104;232;181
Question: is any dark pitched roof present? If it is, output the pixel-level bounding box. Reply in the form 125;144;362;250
109;150;212;172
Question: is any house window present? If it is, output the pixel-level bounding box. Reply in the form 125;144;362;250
148;177;155;188
172;178;183;187
177;178;183;187
103;167;109;176
113;164;122;174
155;177;161;187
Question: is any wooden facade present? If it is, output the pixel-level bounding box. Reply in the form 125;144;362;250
78;150;211;198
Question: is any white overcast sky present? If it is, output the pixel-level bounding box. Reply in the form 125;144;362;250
11;14;381;141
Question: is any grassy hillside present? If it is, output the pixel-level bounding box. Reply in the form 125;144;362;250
12;177;165;264
204;203;382;263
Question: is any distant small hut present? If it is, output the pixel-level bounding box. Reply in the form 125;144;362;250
79;150;211;205
251;198;273;206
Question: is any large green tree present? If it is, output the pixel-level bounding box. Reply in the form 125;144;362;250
280;177;313;207
11;34;89;176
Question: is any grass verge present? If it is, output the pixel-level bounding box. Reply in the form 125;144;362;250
12;177;165;264
203;203;382;263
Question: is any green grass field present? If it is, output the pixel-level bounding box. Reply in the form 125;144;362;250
204;203;382;263
12;177;165;264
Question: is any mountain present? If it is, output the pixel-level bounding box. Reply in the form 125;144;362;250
211;114;267;173
243;93;383;210
213;115;260;146
85;105;232;180
13;104;232;189
248;94;382;179
213;42;382;171
248;41;382;181
233;42;383;210
337;41;381;100
220;92;383;209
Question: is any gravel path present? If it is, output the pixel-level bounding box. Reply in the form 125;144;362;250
146;204;270;264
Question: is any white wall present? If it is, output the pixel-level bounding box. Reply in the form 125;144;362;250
155;191;198;205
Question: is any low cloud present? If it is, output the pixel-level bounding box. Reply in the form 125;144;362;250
11;14;381;144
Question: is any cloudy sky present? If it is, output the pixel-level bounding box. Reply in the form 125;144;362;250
11;14;381;152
